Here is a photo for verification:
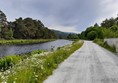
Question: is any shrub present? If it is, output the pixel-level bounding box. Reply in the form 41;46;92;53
87;31;98;40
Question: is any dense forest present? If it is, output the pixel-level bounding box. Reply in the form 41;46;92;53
0;10;57;39
79;16;118;40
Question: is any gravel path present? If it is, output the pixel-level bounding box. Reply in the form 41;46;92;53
44;41;118;83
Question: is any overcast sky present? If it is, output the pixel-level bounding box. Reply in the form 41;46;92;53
0;0;118;33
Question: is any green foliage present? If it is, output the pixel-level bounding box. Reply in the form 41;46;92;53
7;68;37;83
101;18;115;28
102;28;118;38
0;55;21;71
0;10;57;39
110;24;118;32
13;17;57;39
67;34;79;39
80;26;104;40
87;31;97;40
80;15;118;40
0;10;13;39
30;50;45;55
0;50;44;71
0;10;7;24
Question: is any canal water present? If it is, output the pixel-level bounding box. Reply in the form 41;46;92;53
0;40;73;57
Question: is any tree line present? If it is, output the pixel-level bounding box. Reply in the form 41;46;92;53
79;16;118;40
2;9;117;40
0;10;57;39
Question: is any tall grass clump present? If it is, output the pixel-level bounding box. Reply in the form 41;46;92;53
0;50;44;72
0;40;83;83
0;55;21;71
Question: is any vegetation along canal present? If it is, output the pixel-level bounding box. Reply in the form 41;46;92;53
0;39;73;57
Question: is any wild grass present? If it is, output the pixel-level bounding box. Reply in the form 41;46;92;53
0;50;44;72
0;55;21;71
93;39;116;53
0;39;55;45
0;40;83;83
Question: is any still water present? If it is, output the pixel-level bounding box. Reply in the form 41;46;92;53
0;40;73;57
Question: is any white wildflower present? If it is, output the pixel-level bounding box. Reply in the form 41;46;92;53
35;75;38;77
41;65;44;70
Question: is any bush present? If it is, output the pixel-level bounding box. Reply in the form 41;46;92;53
87;31;98;40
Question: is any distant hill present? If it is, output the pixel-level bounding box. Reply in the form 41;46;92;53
52;30;77;39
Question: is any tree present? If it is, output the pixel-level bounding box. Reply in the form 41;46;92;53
0;10;7;38
79;31;86;39
12;17;57;39
0;10;14;39
87;31;97;40
110;24;118;32
67;34;79;39
94;23;99;27
0;10;7;25
101;18;115;28
13;17;27;39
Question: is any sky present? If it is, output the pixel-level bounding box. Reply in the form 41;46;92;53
0;0;118;33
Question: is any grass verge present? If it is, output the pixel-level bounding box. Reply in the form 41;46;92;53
0;40;83;83
0;39;55;45
93;39;116;53
0;50;45;71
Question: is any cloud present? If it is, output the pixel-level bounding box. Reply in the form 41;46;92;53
0;0;118;33
49;25;80;33
94;0;118;24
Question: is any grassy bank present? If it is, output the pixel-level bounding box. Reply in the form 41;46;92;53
0;40;83;83
0;39;55;45
93;39;116;53
0;50;45;71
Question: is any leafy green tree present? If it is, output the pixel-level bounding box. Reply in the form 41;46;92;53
101;18;115;28
94;23;99;27
110;24;118;32
0;10;7;24
87;31;98;40
79;31;86;39
13;17;27;39
12;17;57;39
0;10;14;39
67;34;79;39
102;28;118;38
0;10;7;38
